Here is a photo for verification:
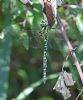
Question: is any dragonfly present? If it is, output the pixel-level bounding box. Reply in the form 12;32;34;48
19;0;83;84
19;0;63;83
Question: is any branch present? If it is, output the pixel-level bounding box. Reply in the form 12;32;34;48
56;15;83;84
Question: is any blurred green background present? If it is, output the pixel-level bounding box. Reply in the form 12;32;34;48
0;0;83;100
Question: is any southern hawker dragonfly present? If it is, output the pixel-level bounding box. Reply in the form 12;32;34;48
19;0;83;84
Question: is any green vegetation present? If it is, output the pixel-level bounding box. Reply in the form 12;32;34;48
0;0;83;100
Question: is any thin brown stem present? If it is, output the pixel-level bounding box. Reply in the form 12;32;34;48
56;15;83;84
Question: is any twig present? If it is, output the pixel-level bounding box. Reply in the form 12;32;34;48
75;88;83;100
56;15;83;84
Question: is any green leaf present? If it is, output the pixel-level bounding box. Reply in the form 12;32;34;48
15;73;59;100
0;30;12;100
26;3;43;30
11;24;29;50
39;96;54;100
76;14;83;34
18;32;29;50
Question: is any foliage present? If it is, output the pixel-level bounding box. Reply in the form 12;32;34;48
0;0;83;100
